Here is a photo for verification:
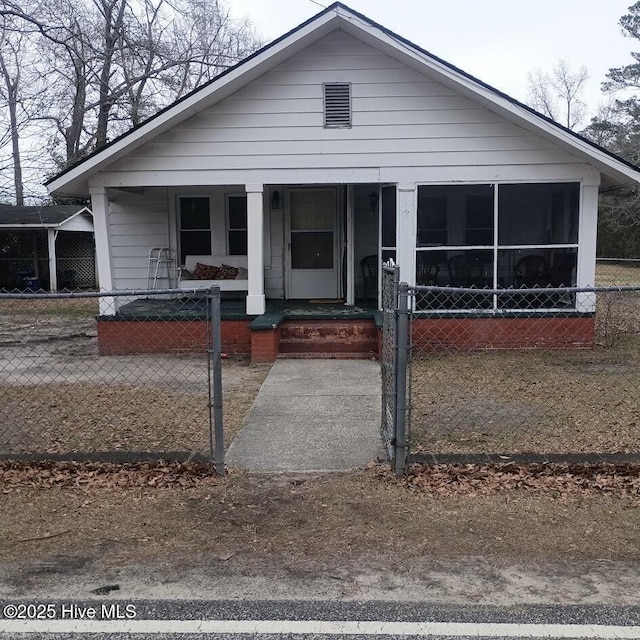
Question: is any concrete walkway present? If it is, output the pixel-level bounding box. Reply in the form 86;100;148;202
226;359;382;473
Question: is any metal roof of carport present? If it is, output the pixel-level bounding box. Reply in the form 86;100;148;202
0;205;93;230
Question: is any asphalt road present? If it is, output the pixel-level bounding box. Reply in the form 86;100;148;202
2;599;640;638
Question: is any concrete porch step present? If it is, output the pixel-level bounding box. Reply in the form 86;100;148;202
277;351;378;360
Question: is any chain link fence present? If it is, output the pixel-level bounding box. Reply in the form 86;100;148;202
0;287;224;472
381;260;640;473
409;283;640;462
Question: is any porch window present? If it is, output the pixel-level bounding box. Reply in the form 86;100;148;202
179;196;211;265
415;183;580;311
227;194;248;255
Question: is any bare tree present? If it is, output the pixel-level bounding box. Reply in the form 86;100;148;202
0;22;24;204
0;0;263;196
527;60;589;130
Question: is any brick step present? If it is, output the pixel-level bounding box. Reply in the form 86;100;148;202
278;319;379;355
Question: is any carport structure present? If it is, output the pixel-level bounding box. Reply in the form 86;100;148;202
0;204;95;291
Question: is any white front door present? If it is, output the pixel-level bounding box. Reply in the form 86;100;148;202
287;188;339;299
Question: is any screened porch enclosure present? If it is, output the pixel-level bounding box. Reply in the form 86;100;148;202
414;182;581;311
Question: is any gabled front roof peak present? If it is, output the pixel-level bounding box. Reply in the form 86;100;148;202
46;2;640;196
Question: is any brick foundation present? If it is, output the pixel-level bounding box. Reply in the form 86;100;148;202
97;319;251;356
96;315;592;358
412;316;596;351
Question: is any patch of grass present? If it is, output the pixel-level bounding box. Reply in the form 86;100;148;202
596;263;640;287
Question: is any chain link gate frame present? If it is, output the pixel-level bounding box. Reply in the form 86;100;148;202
380;265;411;475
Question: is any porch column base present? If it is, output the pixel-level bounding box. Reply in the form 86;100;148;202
246;294;266;315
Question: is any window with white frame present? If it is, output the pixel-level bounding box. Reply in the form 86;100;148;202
415;183;580;311
178;196;211;265
227;194;248;255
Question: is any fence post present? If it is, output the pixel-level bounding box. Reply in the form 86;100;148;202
207;286;225;475
394;281;410;476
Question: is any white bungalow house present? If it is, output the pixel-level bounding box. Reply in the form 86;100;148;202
46;3;640;359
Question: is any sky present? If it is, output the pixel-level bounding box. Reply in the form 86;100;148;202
227;0;636;123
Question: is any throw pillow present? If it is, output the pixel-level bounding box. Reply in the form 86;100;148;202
192;263;220;280
218;264;239;280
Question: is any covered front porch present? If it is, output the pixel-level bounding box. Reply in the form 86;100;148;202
91;176;599;316
92;182;392;316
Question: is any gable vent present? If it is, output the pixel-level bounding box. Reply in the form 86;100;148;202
323;83;351;128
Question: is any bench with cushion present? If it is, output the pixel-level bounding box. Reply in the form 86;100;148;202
180;255;248;291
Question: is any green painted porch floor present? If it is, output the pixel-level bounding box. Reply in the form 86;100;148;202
115;296;379;323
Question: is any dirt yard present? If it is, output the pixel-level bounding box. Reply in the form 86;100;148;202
0;298;269;455
411;334;640;455
0;463;639;576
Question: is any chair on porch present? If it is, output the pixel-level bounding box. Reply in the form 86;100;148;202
416;254;440;285
513;254;551;288
446;253;488;288
360;254;378;301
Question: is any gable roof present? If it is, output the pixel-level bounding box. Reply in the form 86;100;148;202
46;2;640;196
0;204;92;228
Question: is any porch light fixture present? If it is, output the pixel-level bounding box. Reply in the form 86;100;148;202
369;190;378;213
271;190;281;210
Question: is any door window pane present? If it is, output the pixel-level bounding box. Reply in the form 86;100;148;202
290;208;334;231
291;232;334;269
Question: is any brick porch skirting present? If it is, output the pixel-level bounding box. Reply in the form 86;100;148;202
97;315;596;358
412;315;596;351
97;318;251;356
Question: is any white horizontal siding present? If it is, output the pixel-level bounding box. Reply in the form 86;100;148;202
141;136;558;158
157;123;529;144
96;29;593;186
115;149;577;173
109;190;169;289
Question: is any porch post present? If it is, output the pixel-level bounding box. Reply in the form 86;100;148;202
246;183;265;315
47;229;58;292
396;183;417;286
89;186;115;315
577;178;600;313
346;184;355;305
